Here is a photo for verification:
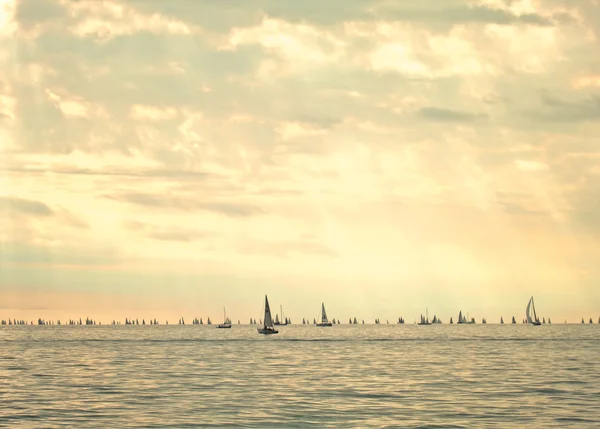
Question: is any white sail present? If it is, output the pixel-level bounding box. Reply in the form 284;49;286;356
321;303;328;323
526;296;541;325
264;295;274;328
526;297;533;324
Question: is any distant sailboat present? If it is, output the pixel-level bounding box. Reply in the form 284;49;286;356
457;310;474;324
418;309;431;325
274;305;288;326
500;317;504;324
526;296;542;326
316;303;332;327
512;316;516;324
257;295;278;335
217;306;231;329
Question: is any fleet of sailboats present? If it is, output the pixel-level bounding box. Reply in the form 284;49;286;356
7;294;589;329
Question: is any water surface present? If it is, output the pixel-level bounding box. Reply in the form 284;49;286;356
1;324;599;428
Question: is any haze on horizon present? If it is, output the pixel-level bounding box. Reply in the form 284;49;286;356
1;0;599;324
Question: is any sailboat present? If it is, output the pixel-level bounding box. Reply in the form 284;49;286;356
257;295;278;335
274;305;288;326
457;310;475;324
217;306;231;329
526;296;542;326
316;302;332;327
418;309;431;325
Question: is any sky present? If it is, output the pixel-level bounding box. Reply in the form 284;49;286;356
1;0;599;324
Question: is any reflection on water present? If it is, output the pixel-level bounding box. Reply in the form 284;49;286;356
1;325;599;428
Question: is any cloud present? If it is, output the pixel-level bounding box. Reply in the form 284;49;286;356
130;104;178;121
60;0;197;41
531;94;600;123
0;240;120;266
515;160;549;172
418;107;486;122
105;192;263;217
0;196;53;216
375;2;554;27
123;220;208;242
240;238;338;258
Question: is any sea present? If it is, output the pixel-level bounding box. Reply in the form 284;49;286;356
1;324;599;428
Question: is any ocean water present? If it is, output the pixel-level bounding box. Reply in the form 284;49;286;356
1;324;599;428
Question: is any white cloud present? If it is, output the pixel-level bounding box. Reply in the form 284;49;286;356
60;0;197;41
0;0;16;38
515;159;550;171
227;17;346;76
130;104;179;122
571;74;600;89
368;42;431;77
276;121;328;141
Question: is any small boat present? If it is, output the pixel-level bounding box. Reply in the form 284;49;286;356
316;303;332;327
217;306;232;329
526;296;542;326
257;295;278;335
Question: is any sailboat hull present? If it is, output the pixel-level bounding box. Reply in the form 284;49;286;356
217;324;231;329
257;328;279;335
316;322;332;327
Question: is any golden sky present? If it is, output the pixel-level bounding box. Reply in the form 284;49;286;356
1;0;599;323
